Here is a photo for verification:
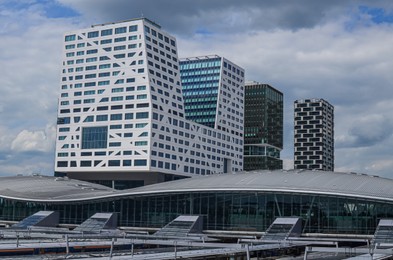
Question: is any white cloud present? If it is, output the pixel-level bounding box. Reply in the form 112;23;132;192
11;124;56;153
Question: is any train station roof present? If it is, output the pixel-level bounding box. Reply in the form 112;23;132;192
1;170;393;203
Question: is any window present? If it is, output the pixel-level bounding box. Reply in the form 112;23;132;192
114;45;126;51
115;27;127;34
83;98;95;103
96;115;108;121
123;160;132;166
81;161;91;167
98;80;109;86
101;29;113;36
110;114;122;120
134;159;147;166
125;113;133;119
65;34;76;41
114;37;126;42
99;64;111;69
111;96;123;101
136;112;149;119
108;160;121;166
135;141;147;146
83;116;94;122
81;126;108;149
87;49;98;54
57;161;68;167
87;31;99;38
85;65;96;70
136;123;147;128
84;90;95;95
86;57;97;62
114;54;125;59
85;82;96;87
101;39;112;44
129;25;138;32
112;87;124;93
98;72;110;78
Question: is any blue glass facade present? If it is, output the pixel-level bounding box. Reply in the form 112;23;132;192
179;57;222;128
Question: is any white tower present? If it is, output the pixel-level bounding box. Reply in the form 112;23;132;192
55;18;244;187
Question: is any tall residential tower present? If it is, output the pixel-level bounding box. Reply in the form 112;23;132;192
55;18;244;188
294;98;334;171
243;82;283;170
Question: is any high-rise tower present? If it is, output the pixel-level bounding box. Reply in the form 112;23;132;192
243;82;283;170
294;98;334;171
55;18;244;188
179;55;245;137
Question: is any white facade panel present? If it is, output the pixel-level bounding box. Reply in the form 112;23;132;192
55;18;244;178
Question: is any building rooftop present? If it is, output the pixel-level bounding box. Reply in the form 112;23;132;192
1;170;393;203
91;17;161;29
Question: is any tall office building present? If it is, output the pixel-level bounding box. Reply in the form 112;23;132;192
179;55;245;136
55;18;244;188
243;82;283;170
294;98;334;171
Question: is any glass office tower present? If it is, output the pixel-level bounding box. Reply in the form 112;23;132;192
179;55;245;137
243;82;283;170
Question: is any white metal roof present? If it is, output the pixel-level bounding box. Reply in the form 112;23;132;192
1;170;393;203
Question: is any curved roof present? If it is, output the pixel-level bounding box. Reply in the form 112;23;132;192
0;175;116;202
1;170;393;203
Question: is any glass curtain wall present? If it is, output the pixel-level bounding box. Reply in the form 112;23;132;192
1;192;392;234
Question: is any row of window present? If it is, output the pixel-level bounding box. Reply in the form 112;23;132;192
65;25;139;42
59;96;147;111
57;159;146;168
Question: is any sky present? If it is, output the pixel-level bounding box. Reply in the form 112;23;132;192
0;0;393;178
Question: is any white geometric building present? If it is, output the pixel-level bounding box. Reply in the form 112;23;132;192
55;18;245;187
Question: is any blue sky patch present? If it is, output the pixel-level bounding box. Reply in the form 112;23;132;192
359;5;393;24
195;28;214;36
41;0;80;18
2;0;79;18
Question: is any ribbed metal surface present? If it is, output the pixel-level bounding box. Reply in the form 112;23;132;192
1;170;393;203
0;175;115;202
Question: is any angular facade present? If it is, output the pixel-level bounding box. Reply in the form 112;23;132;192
55;18;244;186
294;98;334;171
179;55;245;136
243;82;283;170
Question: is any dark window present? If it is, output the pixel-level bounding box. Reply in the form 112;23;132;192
81;126;108;149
